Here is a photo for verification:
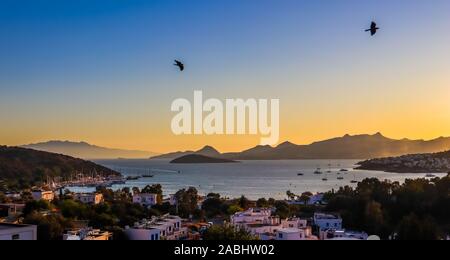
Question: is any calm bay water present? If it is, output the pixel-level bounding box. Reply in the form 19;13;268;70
70;159;447;200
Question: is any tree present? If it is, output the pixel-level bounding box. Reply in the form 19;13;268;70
299;192;313;205
23;212;72;240
238;195;251;209
203;225;258;240
58;199;87;219
396;214;441;240
274;201;290;219
364;200;385;236
175;187;198;218
227;205;243;215
23;200;52;216
256;198;269;208
202;196;226;218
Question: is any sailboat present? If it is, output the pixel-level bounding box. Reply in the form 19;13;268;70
350;174;358;184
314;168;323;175
322;172;329;181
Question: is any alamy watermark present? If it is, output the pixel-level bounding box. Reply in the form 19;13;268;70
171;90;280;146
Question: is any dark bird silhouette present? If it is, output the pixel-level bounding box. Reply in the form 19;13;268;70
365;22;380;36
174;60;184;71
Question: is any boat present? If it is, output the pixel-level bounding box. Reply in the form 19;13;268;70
297;173;304;176
350;180;358;184
314;168;323;175
322;178;328;181
327;171;332;173
142;174;154;178
340;169;349;172
126;176;141;181
337;176;344;180
425;174;437;178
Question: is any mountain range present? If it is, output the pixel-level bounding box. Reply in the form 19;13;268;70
151;133;450;160
22;141;158;160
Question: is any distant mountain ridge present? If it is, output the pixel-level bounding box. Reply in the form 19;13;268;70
151;145;221;159
22;141;158;159
151;133;450;160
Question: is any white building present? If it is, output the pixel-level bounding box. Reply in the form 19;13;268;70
0;223;37;240
231;208;273;225
287;193;325;205
277;228;316;240
74;193;104;205
231;208;316;240
63;228;111;240
31;190;55;202
133;193;158;207
125;215;187;240
321;229;368;240
282;217;308;229
314;213;343;231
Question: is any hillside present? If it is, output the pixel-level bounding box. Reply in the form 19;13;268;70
356;150;450;173
0;146;120;190
151;145;221;159
153;133;450;160
22;141;157;159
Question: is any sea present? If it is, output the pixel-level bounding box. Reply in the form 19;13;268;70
68;159;448;200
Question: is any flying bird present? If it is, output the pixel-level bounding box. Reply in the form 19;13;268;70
365;21;380;36
174;60;184;71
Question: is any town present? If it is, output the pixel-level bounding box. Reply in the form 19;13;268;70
357;150;450;173
0;183;369;240
2;173;450;240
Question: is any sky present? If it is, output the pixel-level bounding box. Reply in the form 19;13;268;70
0;0;449;153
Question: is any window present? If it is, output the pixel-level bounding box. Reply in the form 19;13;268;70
278;233;283;239
12;234;20;240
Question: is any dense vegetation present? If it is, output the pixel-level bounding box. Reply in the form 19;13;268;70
324;175;450;240
0;146;120;190
203;225;258;240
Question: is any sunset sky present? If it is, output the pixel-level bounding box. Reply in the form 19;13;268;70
1;0;449;153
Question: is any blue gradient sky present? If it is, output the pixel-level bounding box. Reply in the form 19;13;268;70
1;0;449;152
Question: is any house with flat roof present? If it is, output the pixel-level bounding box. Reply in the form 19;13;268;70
313;213;343;231
63;228;111;240
32;189;55;202
0;223;37;240
73;193;104;205
231;208;316;240
125;215;188;240
133;193;158;207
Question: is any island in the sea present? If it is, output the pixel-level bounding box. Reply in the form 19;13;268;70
170;154;239;164
356;150;450;173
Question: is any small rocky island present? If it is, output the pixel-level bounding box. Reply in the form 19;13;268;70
356;150;450;173
170;154;238;164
